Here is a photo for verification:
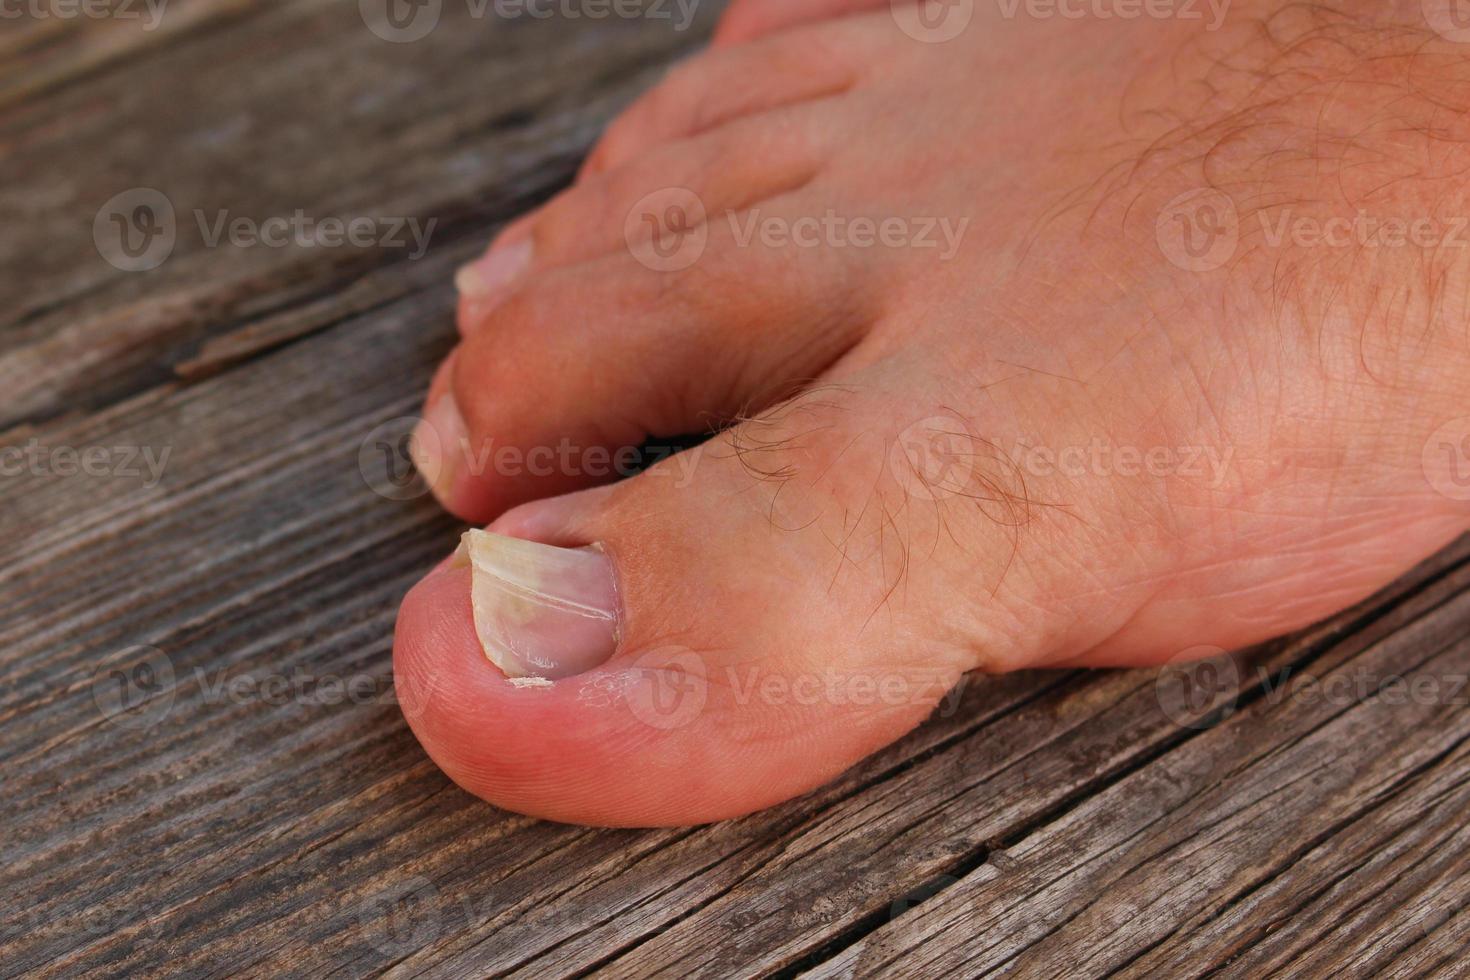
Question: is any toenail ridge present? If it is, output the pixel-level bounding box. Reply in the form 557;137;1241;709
458;529;621;680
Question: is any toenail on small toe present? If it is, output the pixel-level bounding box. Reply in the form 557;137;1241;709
455;238;532;303
458;529;621;680
411;392;468;500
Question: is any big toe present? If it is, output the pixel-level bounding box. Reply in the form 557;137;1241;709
393;387;989;826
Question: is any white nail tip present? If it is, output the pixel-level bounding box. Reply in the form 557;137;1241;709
459;530;620;680
453;264;484;297
455;240;532;300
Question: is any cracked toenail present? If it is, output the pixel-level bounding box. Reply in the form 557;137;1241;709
455;238;532;302
411;392;467;500
458;529;620;680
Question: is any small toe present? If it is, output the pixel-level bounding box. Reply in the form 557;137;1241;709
580;18;879;179
423;200;882;523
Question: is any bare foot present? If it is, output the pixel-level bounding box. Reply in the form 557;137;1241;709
395;0;1470;825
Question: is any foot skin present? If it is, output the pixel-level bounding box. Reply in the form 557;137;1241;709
396;0;1470;826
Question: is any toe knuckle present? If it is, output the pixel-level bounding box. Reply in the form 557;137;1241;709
535;186;608;254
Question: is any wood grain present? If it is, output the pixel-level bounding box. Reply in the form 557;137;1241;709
807;549;1470;979
3;4;1469;978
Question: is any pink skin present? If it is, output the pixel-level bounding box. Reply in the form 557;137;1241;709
397;561;942;826
396;0;1470;825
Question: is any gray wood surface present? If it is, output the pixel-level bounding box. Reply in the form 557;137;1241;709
3;3;1468;977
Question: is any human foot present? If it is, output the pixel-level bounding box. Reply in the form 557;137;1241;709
396;1;1470;826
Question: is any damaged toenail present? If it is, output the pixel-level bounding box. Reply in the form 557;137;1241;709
457;529;621;680
455;238;532;302
411;392;467;500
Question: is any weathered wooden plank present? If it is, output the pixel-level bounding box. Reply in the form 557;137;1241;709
0;0;714;429
0;7;746;978
0;0;254;110
805;546;1470;979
